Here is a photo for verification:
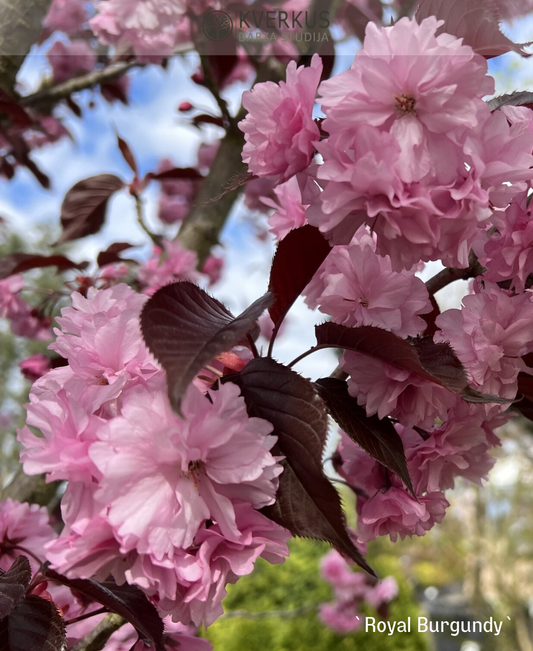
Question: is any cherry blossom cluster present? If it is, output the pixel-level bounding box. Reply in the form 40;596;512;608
235;12;533;545
0;498;212;650
0;274;51;340
18;284;289;626
319;549;398;633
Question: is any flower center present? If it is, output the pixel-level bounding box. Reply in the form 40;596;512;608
394;93;417;116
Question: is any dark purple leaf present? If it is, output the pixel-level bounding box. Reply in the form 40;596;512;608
0;557;31;620
421;294;441;337
192;114;224;128
0;595;66;651
517;373;533;421
268;225;332;331
488;91;533;112
315;323;508;404
0;90;33;129
0;254;87;280
416;0;531;58
225;358;375;575
146;167;203;182
97;242;136;268
101;79;129;105
315;377;414;496
57;174;125;243
140;282;272;414
45;572;165;651
117;135;138;175
315;323;439;384
411;338;468;392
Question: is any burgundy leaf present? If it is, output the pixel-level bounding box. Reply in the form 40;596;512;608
225;358;375;575
315;323;439;384
140;282;272;413
117;135;138;175
45;572;165;651
517;373;533;420
421;294;441;337
268;225;332;332
0;253;87;280
315;377;415;496
488;91;533;112
0;595;66;651
57;174;124;243
416;0;531;58
145;167;203;182
192;114;224;128
100;79;129;104
411;338;468;392
0;90;33;129
97;242;136;268
0;557;31;620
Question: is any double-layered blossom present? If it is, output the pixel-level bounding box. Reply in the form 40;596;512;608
401;401;501;494
357;486;449;543
239;54;322;183
88;378;281;553
305;17;512;270
341;350;456;429
435;280;533;398
479;191;533;291
90;0;188;58
305;231;430;336
0;499;56;573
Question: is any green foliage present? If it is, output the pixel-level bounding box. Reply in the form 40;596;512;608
205;539;430;651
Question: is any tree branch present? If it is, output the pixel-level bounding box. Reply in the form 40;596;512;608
0;0;53;91
20;60;138;109
70;613;126;651
425;252;485;296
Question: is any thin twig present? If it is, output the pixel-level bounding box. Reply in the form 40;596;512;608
20;61;138;108
134;193;161;246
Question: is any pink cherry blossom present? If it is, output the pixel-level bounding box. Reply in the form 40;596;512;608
18;373;106;484
261;174;308;240
239;54;322;183
357;486;449;542
341;350;456;429
158;194;190;224
402;401;500;494
0;274;26;320
305;234;430;337
89;377;281;552
50;283;159;387
306;123;492;270
365;576;399;609
0;499;56;573
47;40;97;83
137;240;199;295
202;255;223;286
435;279;533;398
43;0;88;37
480;191;533;291
319;602;365;633
464;108;533;208
319;17;493;153
90;0;187;58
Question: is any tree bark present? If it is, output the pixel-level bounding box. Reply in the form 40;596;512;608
0;0;53;91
